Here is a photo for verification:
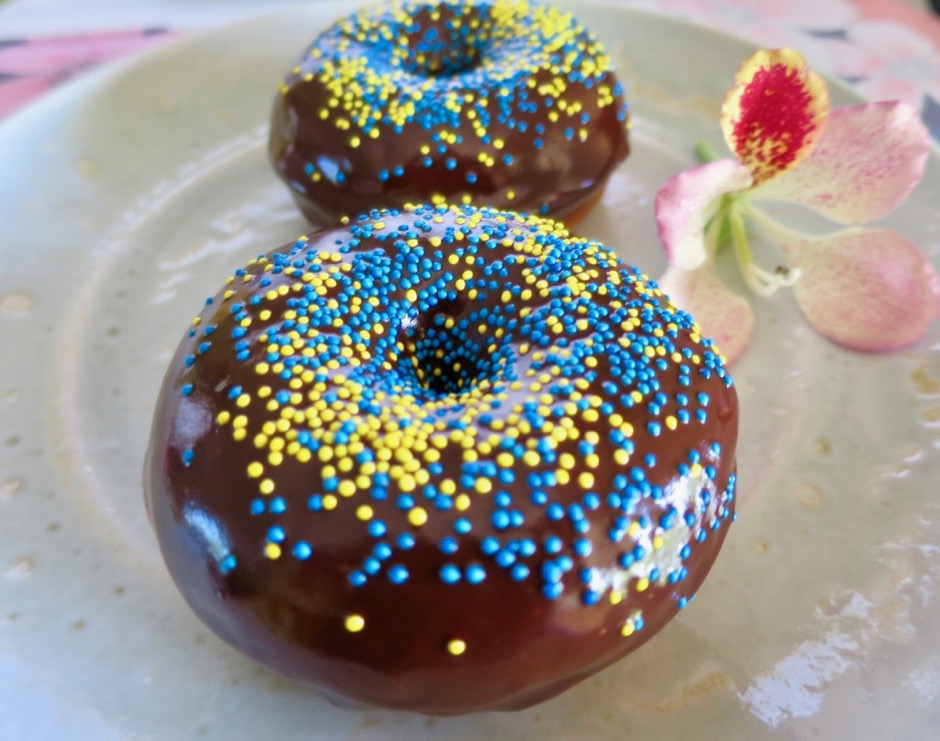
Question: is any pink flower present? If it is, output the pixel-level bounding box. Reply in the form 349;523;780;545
654;48;938;363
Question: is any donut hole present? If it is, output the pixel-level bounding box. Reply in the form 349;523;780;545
404;36;484;78
398;6;494;78
403;318;485;397
411;324;486;395
398;299;513;398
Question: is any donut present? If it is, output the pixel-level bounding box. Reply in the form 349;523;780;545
145;204;737;714
269;0;630;225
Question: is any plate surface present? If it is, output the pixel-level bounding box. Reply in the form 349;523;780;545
1;2;939;738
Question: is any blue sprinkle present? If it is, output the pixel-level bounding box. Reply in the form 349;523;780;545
542;582;563;600
495;549;516;568
511;563;530;581
491;510;511;530
581;589;601;606
388;564;409;584
465;563;487;584
542;561;563;583
481;537;500;555
573;538;592;557
348;570;367;587
439;564;462;584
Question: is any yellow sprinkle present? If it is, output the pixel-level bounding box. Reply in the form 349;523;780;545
264;543;281;560
356;505;373;521
344;614;365;633
408;507;428;527
474;478;492;494
447;639;466;656
635;577;650;592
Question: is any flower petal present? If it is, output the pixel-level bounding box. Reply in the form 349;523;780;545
658;264;755;364
750;102;930;224
721;48;830;185
655;159;752;270
790;227;940;352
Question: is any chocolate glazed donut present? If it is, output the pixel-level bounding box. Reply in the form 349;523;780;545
269;0;630;225
145;204;737;714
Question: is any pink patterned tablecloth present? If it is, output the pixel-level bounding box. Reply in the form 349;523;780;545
0;29;177;120
1;0;938;139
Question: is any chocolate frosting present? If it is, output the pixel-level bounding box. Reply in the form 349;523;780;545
268;0;630;224
145;204;737;714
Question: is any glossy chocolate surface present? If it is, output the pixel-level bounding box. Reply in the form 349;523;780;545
268;0;630;224
145;204;737;714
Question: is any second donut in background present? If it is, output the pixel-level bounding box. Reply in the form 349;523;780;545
269;0;630;225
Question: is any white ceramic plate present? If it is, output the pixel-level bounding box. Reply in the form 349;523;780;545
2;2;939;738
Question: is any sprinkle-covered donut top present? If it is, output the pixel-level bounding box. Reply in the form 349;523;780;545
269;0;630;223
146;203;737;712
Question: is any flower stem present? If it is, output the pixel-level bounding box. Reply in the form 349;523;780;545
728;202;800;296
703;204;726;259
695;139;721;164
